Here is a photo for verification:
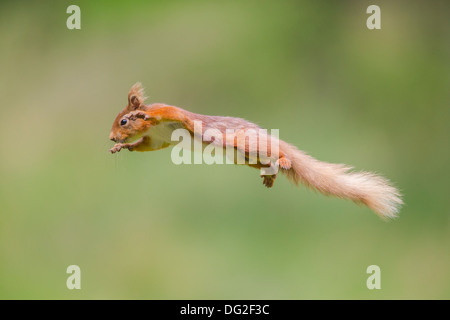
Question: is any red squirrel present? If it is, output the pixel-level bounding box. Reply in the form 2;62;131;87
109;83;402;219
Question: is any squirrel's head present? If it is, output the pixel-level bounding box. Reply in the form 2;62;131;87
109;82;151;143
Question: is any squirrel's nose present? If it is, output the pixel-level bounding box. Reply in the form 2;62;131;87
109;133;116;142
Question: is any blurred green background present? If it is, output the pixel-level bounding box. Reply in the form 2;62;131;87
0;0;449;299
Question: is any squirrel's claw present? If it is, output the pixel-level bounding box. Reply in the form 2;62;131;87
109;145;120;154
110;143;135;153
110;143;125;153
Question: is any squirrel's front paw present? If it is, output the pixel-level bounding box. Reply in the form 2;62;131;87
109;144;122;153
110;143;134;153
110;143;126;153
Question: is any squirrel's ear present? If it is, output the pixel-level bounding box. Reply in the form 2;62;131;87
127;82;147;110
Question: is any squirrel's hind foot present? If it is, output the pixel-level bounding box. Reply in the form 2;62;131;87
262;175;277;188
276;157;292;170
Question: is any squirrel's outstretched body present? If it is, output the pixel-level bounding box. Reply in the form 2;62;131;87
110;83;403;218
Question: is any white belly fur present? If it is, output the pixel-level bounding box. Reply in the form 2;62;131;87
145;121;186;149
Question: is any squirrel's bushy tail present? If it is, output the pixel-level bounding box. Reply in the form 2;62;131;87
279;141;402;219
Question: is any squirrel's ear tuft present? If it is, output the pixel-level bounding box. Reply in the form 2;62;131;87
128;82;147;110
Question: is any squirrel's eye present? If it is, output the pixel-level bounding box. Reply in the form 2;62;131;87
120;119;128;126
